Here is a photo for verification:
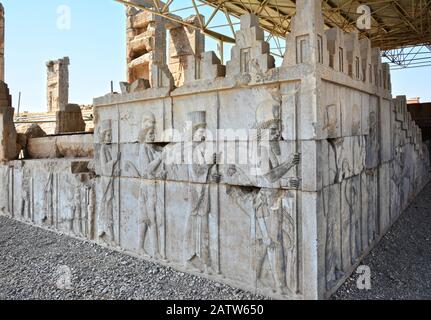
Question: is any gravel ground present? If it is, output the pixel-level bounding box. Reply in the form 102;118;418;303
0;217;265;300
333;182;431;300
0;183;430;300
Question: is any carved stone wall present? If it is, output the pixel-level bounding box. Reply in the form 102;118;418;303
0;0;429;300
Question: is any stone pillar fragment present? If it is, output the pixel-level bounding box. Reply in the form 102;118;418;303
168;15;205;87
127;7;166;85
0;81;20;161
46;57;69;113
226;13;274;77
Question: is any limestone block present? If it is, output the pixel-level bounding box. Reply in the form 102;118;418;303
321;184;343;291
325;28;348;73
382;63;391;92
46;57;69;113
340;175;362;270
151;63;175;90
365;96;380;169
8;160;95;239
371;48;383;87
344;32;362;80
184;52;226;83
0;82;20;161
226;14;275;78
359;38;372;83
283;0;328;67
130;78;151;92
318;81;341;139
0;164;12;216
55;104;86;134
119;82;131;94
27;134;93;159
380;98;393;163
379;163;391;233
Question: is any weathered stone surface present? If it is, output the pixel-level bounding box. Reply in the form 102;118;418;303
226;13;274;80
46;57;69;113
1;0;430;302
55;104;86;134
0;81;20;161
169;15;205;87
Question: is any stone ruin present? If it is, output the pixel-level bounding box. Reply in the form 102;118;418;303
46;57;69;113
0;0;430;300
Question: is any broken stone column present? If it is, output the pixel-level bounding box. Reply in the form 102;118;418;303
55;103;86;134
226;13;275;77
126;7;166;85
0;81;20;161
168;15;205;87
0;3;4;82
46;57;69;113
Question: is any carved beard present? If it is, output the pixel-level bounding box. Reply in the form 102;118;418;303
270;140;281;156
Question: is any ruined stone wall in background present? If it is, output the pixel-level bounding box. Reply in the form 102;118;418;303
46;57;69;113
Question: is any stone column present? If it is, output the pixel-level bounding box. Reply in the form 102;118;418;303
46;57;69;113
168;15;205;87
126;8;167;85
0;81;19;161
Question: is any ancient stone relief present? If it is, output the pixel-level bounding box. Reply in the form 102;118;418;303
0;165;10;215
21;166;33;223
97;120;120;246
124;112;166;259
42;163;56;227
184;111;220;274
225;100;301;294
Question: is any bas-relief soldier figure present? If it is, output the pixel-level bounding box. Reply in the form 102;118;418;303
125;112;166;259
21;167;32;222
184;111;220;274
227;100;300;295
42;163;56;227
97;120;120;246
0;166;10;216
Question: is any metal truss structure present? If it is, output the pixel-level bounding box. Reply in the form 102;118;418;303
116;0;431;69
383;45;431;70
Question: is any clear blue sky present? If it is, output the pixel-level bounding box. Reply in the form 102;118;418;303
2;0;431;112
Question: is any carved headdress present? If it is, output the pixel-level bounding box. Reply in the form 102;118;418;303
254;99;282;141
187;111;207;132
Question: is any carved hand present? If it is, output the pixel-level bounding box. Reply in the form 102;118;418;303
211;173;222;184
289;178;301;190
213;153;222;165
290;153;301;166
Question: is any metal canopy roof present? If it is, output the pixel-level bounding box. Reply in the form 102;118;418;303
201;0;431;51
117;0;431;69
